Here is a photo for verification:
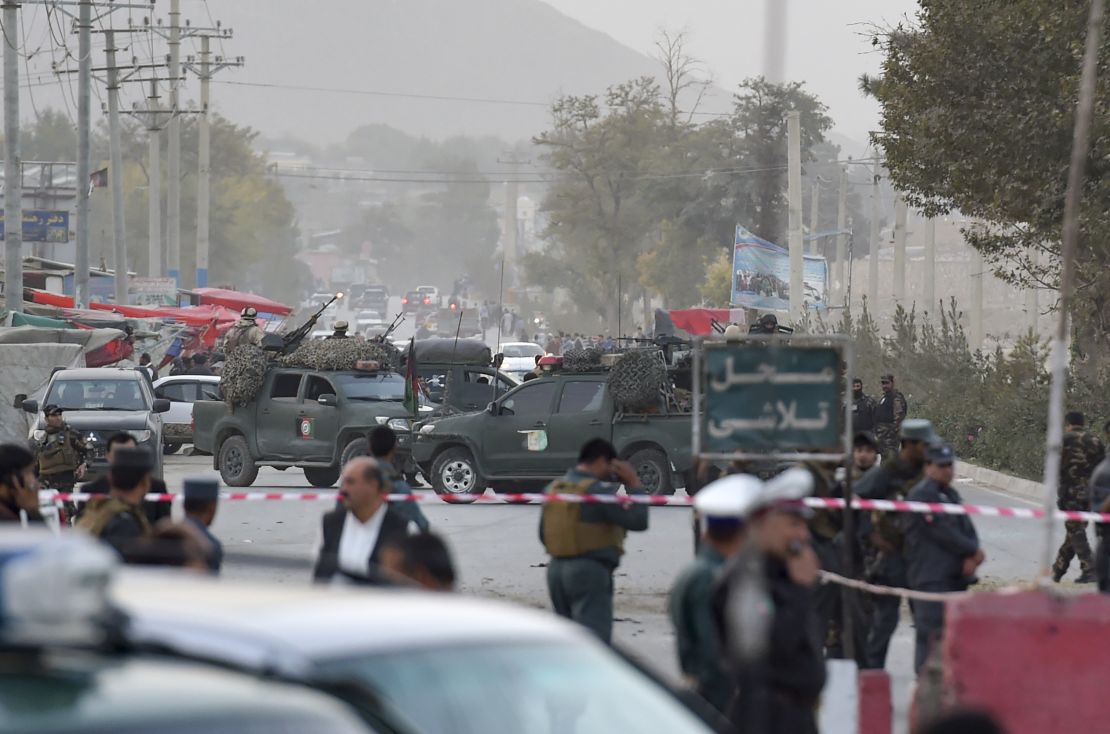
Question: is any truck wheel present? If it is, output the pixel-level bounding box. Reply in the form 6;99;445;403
340;437;369;466
628;447;673;495
304;466;340;488
162;441;180;455
431;447;483;502
219;435;258;487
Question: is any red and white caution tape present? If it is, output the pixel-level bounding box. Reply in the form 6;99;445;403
41;489;1110;524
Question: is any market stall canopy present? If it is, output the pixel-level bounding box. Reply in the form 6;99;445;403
0;343;84;443
0;325;133;367
654;308;749;338
192;287;293;316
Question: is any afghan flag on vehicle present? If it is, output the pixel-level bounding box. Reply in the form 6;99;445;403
403;337;419;416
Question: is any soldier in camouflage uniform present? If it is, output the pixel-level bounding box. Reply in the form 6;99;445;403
222;307;265;352
33;404;88;491
873;374;908;460
855;419;937;669
1052;412;1106;583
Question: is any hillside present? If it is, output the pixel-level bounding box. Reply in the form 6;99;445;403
210;0;731;144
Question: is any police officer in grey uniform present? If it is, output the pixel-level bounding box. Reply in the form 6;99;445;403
904;444;984;673
669;474;761;714
539;438;648;643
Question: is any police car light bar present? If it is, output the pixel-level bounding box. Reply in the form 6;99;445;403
354;360;381;372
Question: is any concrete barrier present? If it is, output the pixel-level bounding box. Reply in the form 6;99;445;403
955;460;1044;502
935;590;1110;733
857;670;892;734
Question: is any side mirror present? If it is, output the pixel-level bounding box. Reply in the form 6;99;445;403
13;393;27;410
21;398;39;414
486;402;496;415
318;393;339;407
152;398;171;413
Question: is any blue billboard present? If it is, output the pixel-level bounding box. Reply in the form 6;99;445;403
0;210;70;242
729;225;828;311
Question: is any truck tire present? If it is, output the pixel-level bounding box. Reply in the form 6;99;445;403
219;435;258;487
431;447;483;502
340;437;369;466
162;441;180;455
628;447;673;495
304;466;340;488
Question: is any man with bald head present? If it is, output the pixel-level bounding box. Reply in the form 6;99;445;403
313;456;416;584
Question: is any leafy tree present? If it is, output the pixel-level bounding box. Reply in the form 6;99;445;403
700;250;732;307
532;78;665;330
869;1;1110;378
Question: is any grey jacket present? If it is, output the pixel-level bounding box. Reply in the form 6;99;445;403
1089;457;1110;513
904;477;979;589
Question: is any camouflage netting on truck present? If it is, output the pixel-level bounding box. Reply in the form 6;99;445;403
280;338;401;372
609;349;667;412
220;345;270;407
562;347;602;372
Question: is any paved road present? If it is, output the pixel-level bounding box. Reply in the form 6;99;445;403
161;454;1069;702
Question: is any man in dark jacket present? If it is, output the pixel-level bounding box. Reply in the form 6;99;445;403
80;432;171;525
540;438;649;643
905;444;983;673
852;378;877;433
313;457;415;584
873;374;908;459
855;418;937;669
0;444;44;524
186;353;215;376
369;426;429;532
713;468;825;734
76;447;154;557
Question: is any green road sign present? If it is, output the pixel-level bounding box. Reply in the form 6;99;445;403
699;340;844;454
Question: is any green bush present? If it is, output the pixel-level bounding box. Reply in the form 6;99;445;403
807;300;1107;481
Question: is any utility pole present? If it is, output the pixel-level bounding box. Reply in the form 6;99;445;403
74;0;93;308
786;111;803;322
762;0;787;84
166;0;182;286
808;179;820;255
184;30;243;289
923;217;936;313
496;151;530;299
868;159;881;308
3;0;23;313
835;168;847;304
146;79;162;277
893;194;907;304
103;28;129;304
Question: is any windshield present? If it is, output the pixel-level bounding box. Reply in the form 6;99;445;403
503;344;544;359
46;379;148;411
333;373;407;401
317;641;711;734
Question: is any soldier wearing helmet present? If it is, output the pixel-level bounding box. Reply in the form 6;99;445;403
327;320;350;339
222;306;265;351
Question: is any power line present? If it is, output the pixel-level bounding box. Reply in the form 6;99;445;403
215;79;553;108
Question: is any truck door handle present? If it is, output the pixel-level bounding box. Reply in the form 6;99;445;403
588;419;603;426
533;421;546;428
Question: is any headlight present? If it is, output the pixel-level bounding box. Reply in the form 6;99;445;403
419;423;436;435
387;418;410;432
32;429;46;441
128;430;152;443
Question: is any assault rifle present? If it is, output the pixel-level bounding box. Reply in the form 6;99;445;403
275;293;344;354
375;311;406;343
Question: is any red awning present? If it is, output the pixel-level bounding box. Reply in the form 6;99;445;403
192;287;292;316
660;308;748;336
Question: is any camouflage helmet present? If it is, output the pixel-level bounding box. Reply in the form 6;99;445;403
333;320;349;332
240;306;258;320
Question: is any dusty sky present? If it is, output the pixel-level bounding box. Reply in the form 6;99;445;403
544;0;920;144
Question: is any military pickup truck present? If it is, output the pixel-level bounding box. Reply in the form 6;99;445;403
411;370;693;496
192;364;420;487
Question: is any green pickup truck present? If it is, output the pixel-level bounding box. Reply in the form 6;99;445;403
411;371;693;496
192;366;419;487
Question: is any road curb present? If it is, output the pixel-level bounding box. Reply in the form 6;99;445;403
956;460;1044;502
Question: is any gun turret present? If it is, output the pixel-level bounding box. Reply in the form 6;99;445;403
376;311;405;343
280;292;344;354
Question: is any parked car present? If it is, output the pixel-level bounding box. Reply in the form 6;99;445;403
115;570;719;734
499;342;545;379
400;290;424;314
152;375;222;454
21;368;170;478
355;310;387;336
415;285;439;308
